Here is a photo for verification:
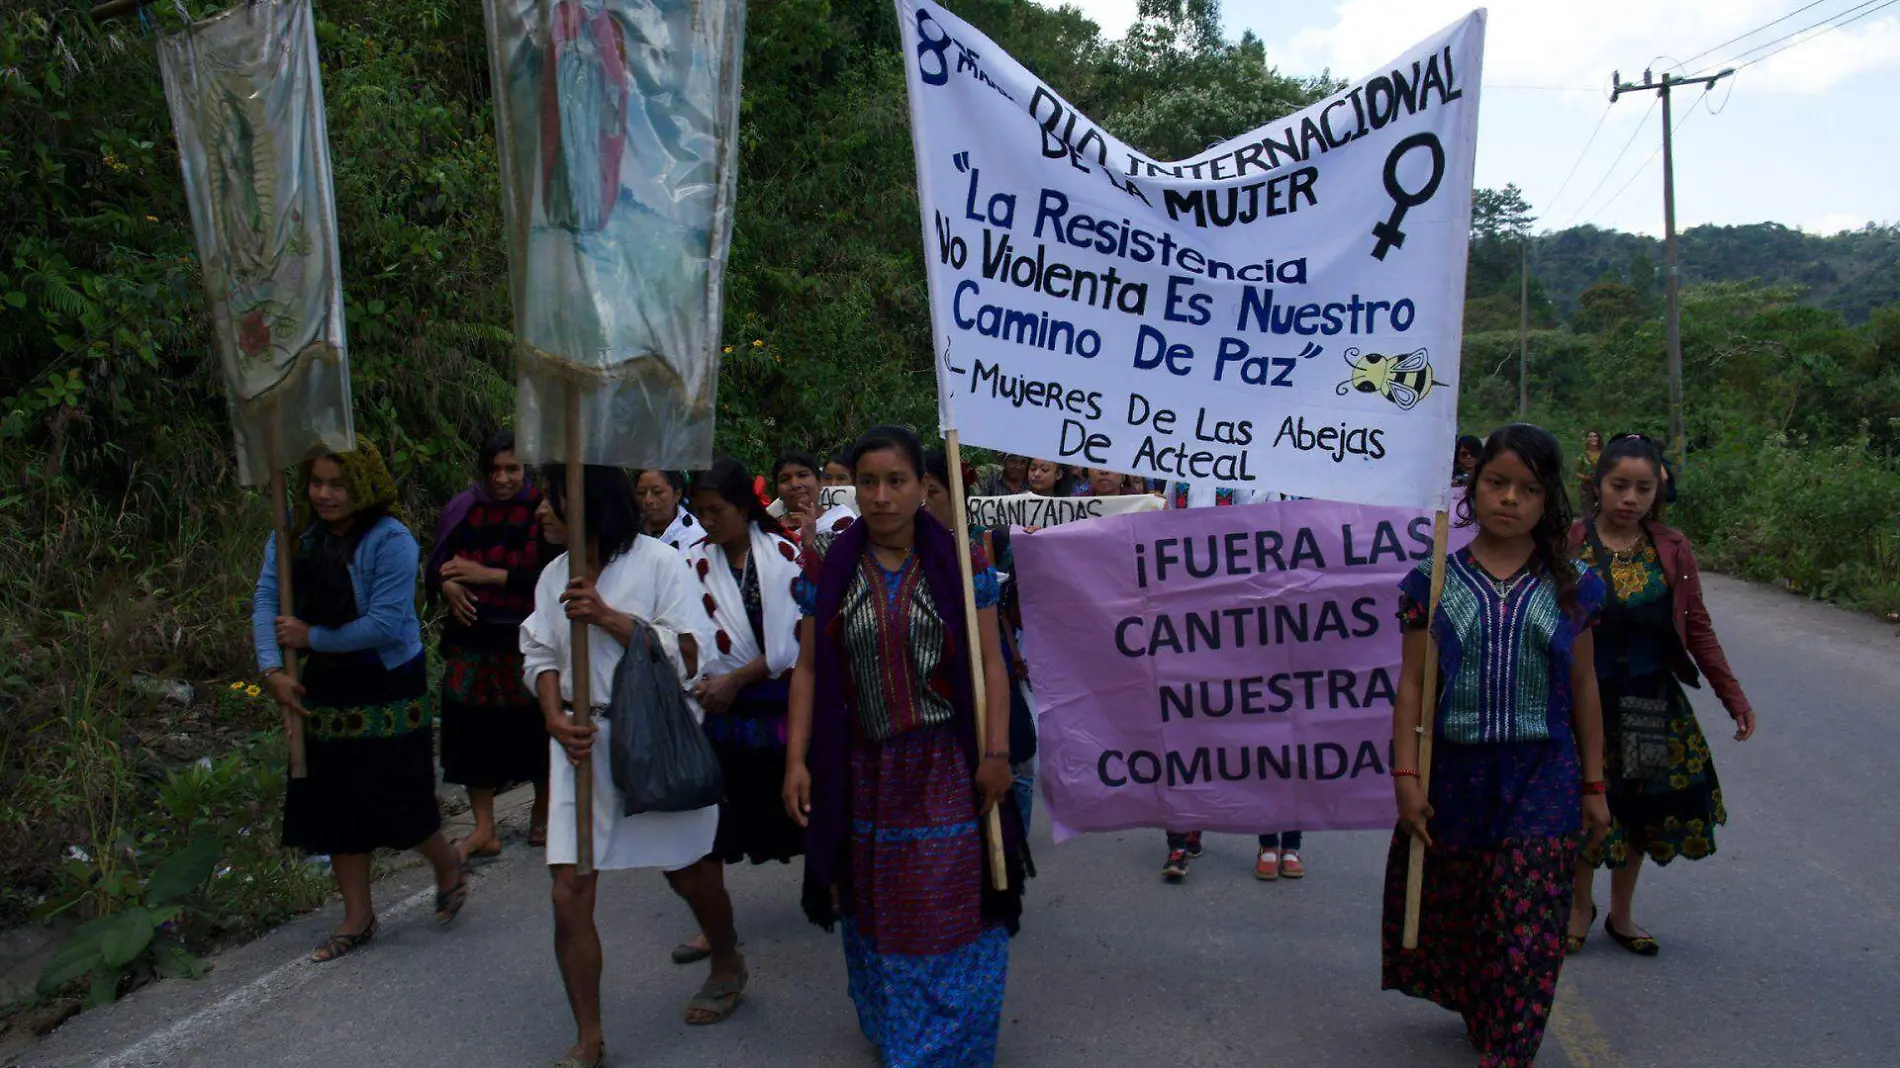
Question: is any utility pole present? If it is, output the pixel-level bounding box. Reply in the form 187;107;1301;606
1611;66;1733;482
1518;240;1529;418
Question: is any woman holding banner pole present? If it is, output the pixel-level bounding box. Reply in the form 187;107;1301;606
254;438;469;961
524;465;746;1064
1382;424;1611;1067
785;426;1029;1068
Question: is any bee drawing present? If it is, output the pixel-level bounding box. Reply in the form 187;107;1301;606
1336;347;1442;411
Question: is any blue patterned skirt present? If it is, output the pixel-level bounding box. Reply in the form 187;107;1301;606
844;723;1008;1068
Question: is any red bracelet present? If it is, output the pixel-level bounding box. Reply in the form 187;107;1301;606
1580;780;1608;795
1391;768;1419;779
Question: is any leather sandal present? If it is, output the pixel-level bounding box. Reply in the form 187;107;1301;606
671;941;712;965
435;874;470;926
684;968;748;1025
311;918;379;963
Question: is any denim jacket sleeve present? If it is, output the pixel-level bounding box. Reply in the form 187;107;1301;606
252;534;284;673
307;521;421;655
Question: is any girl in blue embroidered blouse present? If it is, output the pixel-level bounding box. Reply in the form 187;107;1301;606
1381;423;1612;1068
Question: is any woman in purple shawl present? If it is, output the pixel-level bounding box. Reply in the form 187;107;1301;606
428;430;552;860
783;425;1031;1068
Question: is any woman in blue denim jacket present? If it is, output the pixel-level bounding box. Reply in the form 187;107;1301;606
253;438;467;962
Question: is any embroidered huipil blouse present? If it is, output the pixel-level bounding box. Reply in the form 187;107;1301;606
1398;549;1604;746
797;541;999;743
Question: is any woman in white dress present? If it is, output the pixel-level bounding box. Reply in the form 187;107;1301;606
522;465;747;1068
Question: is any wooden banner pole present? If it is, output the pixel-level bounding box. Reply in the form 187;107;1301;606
944;429;1008;892
266;412;307;780
1401;509;1451;949
564;385;595;876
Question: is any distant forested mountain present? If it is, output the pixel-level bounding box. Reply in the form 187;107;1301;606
1530;222;1900;325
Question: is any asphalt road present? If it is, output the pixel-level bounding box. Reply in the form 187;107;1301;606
19;574;1900;1068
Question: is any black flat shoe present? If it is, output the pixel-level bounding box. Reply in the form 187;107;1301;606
1606;918;1660;956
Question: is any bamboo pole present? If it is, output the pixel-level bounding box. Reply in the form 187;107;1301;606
565;385;595;876
266;413;307;780
1401;509;1451;949
944;429;1008;892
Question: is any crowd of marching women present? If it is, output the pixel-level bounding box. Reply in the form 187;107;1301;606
248;422;1754;1068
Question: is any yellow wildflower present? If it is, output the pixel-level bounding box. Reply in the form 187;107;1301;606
752;339;763;347
722;346;733;353
245;684;262;698
230;681;244;691
145;215;158;222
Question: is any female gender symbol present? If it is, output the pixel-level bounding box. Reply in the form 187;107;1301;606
1370;132;1445;261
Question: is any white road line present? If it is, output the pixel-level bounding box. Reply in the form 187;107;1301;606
88;885;437;1068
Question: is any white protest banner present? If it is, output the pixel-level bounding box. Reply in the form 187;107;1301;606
897;4;1484;511
820;485;858;514
767;485;859;518
967;492;1162;529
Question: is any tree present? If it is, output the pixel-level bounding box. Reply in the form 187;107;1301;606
1472;183;1535;243
1466;185;1535;299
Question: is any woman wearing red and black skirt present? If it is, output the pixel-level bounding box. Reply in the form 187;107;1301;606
428;430;553;861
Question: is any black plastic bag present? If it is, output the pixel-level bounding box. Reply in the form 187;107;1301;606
608;620;725;815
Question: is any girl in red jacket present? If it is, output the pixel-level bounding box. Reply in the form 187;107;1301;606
1567;434;1757;956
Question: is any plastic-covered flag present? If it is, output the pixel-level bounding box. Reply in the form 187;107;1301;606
482;0;746;469
158;0;351;486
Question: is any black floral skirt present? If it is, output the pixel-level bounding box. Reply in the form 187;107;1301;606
1583;673;1727;869
283;652;442;857
438;629;548;791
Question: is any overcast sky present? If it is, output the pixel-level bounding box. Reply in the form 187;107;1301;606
1045;0;1899;236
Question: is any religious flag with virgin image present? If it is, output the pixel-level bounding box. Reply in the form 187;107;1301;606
482;0;748;469
158;0;353;485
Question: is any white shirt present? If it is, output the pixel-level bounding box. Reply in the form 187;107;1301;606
520;536;711;707
521;536;719;871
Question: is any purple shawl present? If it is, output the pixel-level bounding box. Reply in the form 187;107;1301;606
802;510;1030;931
426;480;534;596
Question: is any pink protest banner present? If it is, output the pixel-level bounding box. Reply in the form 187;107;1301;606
1015;498;1474;842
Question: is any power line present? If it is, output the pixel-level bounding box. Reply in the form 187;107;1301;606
1729;0;1900;70
1678;0;1834;70
1699;0;1890;72
1559;97;1656;229
1539;102;1614;220
1601;68;1732;479
1576;88;1711;229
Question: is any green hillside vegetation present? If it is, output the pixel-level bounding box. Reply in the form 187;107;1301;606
0;0;1895;1010
1532;220;1900;325
0;0;1326;973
